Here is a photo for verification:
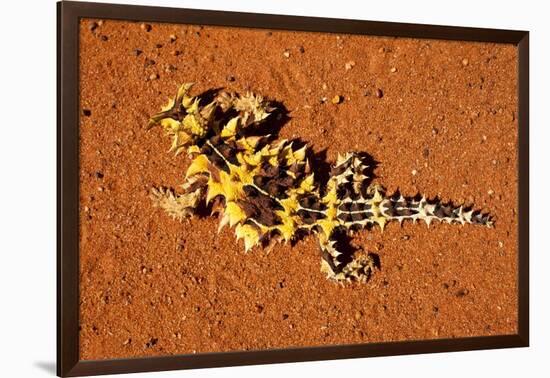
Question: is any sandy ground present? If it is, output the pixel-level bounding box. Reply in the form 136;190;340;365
78;19;518;360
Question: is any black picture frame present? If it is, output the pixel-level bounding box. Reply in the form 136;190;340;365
57;1;529;376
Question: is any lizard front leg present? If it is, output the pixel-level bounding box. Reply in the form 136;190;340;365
318;228;376;283
150;173;208;221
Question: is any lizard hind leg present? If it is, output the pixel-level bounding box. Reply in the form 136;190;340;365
319;228;377;283
329;152;375;199
150;174;208;221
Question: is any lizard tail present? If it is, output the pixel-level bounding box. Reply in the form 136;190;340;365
380;193;493;227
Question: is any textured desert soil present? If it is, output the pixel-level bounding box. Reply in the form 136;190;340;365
78;19;518;360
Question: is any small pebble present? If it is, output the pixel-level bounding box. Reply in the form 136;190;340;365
378;47;385;53
298;46;305;53
462;58;469;66
83;109;92;117
100;35;108;41
97;20;104;26
169;34;177;42
390;67;397;73
172;50;181;56
320;96;328;103
488;189;495;196
149;73;159;81
354;311;362;320
133;49;143;56
422;148;430;158
345;60;356;70
283;50;290;58
331;95;342;104
375;88;384;98
141;23;152;32
498;241;504;248
89;22;99;32
322;83;328;90
227;75;235;82
84;206;90;212
411;169;418;176
165;65;176;73
144;59;156;68
156;43;163;49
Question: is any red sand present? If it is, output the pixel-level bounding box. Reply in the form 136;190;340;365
78;19;518;360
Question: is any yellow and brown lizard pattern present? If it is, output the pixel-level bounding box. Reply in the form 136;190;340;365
149;83;493;283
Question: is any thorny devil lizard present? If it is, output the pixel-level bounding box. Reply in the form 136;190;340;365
148;83;493;283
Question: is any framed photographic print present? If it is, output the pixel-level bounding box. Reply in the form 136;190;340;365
57;1;529;376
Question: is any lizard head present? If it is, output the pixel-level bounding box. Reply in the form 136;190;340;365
148;83;275;155
147;83;217;155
